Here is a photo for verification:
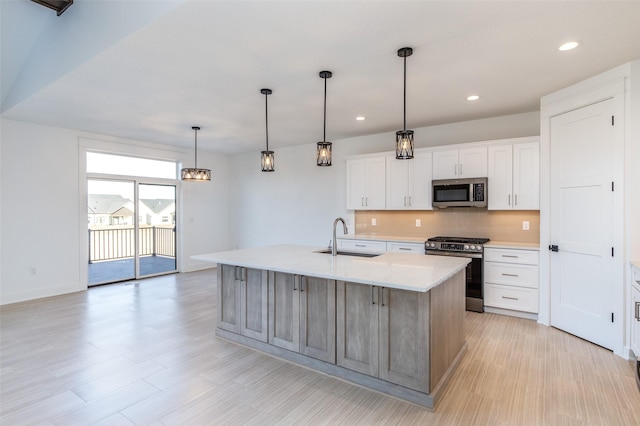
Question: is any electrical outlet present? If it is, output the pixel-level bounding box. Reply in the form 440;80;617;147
415;219;421;227
371;218;377;226
522;221;530;231
30;267;37;276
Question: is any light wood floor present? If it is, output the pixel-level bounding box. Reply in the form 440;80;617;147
1;269;639;425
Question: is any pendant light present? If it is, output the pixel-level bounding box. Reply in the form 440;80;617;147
395;47;414;160
181;126;211;181
316;70;333;167
260;88;275;172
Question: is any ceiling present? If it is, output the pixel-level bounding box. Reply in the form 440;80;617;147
2;0;640;155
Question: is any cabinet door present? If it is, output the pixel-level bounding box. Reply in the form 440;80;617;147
432;150;459;180
336;281;378;376
346;159;367;210
378;287;429;392
409;152;433;210
512;141;539;210
458;147;487;178
217;264;241;333
268;271;300;351
385;156;410;209
488;144;514;210
300;276;336;363
632;283;640;357
365;157;386;209
240;268;269;342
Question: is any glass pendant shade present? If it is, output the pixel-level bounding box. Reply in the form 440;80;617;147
316;141;332;166
260;88;275;172
181;167;211;181
395;47;414;160
261;150;275;172
181;126;211;181
317;70;333;166
395;130;414;160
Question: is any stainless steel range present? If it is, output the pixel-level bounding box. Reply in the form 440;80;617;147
425;236;490;313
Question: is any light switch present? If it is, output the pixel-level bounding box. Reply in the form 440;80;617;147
371;218;377;226
416;219;421;227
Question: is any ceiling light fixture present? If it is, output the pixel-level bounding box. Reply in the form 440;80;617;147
356;116;366;121
317;71;333;167
181;126;211;182
260;88;275;172
467;95;480;101
559;41;579;51
396;47;414;160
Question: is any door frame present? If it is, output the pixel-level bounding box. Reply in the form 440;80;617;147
79;139;186;289
540;70;627;357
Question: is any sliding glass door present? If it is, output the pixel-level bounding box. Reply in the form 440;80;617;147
88;179;177;286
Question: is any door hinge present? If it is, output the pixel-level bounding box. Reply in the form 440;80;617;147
611;115;615;126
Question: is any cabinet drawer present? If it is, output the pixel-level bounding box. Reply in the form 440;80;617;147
484;248;538;265
387;242;424;253
484;262;538;288
485;284;539;313
338;239;386;253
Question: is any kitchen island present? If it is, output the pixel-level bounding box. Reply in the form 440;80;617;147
193;244;470;409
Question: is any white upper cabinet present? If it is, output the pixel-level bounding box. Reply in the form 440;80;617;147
346;156;386;210
488;139;539;210
432;147;487;180
385;152;433;210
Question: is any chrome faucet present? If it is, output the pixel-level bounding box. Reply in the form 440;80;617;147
332;217;348;256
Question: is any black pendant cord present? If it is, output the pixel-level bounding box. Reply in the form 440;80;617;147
264;93;269;151
323;76;327;142
192;126;200;168
403;54;407;132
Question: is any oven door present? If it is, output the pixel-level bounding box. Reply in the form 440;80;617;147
425;250;484;312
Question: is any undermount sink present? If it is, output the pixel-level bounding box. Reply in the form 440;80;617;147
315;249;381;258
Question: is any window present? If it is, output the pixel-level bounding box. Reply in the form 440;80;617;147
87;152;177;179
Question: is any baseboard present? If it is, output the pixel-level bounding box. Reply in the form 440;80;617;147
0;282;84;306
485;306;538;320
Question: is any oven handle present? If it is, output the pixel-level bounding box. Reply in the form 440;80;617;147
425;250;483;259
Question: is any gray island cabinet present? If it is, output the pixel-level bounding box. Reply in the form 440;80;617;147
194;244;469;409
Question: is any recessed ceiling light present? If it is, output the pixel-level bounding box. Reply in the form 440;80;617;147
559;41;579;51
355;116;366;121
467;95;480;101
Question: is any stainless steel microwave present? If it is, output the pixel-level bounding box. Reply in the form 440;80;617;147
432;178;487;208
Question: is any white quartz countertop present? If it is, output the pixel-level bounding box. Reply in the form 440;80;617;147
192;244;470;293
484;241;540;250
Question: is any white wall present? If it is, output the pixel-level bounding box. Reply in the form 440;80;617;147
0;118;230;305
228;111;540;249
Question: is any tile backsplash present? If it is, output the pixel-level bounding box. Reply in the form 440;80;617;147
354;209;540;243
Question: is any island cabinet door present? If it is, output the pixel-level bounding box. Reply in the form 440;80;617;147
268;271;300;351
299;276;336;363
378;288;430;393
336;281;379;377
240;268;269;343
217;264;241;333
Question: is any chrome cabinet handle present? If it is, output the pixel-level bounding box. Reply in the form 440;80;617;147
399;247;411;251
361;197;365;207
508;194;511;206
636;301;640;321
355;244;365;247
515;194;518;206
408;196;412;206
502;296;518;301
381;287;386;306
502;255;519;258
502;273;519;277
371;286;375;305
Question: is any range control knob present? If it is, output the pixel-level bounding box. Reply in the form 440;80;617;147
470;245;476;250
464;245;470;250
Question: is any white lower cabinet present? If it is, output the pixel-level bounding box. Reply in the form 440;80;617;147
387;241;424;253
484;247;539;316
631;265;640;357
337;239;386;253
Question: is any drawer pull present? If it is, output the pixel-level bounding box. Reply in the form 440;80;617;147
399;247;411;251
636;301;640;321
502;273;519;277
501;255;519;258
502;296;519;301
355;244;366;247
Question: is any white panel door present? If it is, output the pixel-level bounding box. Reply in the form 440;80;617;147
549;99;615;350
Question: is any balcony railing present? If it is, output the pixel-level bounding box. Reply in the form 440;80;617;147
89;226;175;263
